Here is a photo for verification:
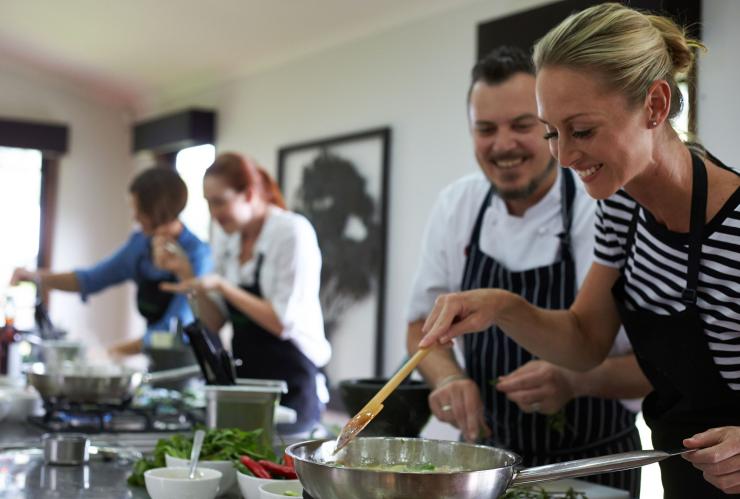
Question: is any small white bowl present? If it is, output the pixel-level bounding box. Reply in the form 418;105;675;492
166;454;237;495
237;470;300;499
144;466;222;499
259;480;303;498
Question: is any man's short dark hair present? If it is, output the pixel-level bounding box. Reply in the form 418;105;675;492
467;46;535;104
129;166;188;227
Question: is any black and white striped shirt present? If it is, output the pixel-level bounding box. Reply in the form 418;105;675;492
594;188;740;391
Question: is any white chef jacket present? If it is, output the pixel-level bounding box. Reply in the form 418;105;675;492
210;206;331;368
406;169;640;411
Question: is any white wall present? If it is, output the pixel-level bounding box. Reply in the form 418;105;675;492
0;61;137;350
698;0;740;168
145;0;552;376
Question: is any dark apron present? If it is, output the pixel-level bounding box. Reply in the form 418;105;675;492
137;276;176;325
613;152;740;498
227;253;321;434
463;169;641;496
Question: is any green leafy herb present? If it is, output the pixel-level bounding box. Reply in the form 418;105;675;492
501;485;587;498
127;427;276;487
547;410;567;435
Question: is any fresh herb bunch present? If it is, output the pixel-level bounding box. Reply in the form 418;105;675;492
127;427;275;486
501;485;587;498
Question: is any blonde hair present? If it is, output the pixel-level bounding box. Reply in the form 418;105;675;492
533;2;704;119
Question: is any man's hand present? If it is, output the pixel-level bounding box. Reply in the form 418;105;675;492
428;377;490;443
683;426;740;494
495;360;577;415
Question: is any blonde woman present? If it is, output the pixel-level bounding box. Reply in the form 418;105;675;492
419;3;740;497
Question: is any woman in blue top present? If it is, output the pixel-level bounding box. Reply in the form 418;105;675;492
11;167;211;355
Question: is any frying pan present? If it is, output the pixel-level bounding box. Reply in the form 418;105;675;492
27;362;201;405
287;437;688;499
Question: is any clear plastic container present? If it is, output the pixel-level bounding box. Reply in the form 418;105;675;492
203;378;287;445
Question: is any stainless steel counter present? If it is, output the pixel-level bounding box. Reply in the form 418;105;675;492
0;421;241;499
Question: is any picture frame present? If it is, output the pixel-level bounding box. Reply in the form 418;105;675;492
277;127;390;388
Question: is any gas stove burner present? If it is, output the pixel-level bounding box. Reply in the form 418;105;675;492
30;401;204;434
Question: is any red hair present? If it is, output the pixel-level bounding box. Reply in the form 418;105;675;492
205;152;286;209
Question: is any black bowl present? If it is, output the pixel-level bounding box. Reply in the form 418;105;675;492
337;378;431;437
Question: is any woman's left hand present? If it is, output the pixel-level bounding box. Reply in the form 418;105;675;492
683;426;740;494
160;274;224;295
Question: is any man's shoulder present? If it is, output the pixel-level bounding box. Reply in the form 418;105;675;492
437;172;490;210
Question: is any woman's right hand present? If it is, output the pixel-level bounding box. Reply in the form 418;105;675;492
10;267;37;286
151;235;192;279
418;289;506;348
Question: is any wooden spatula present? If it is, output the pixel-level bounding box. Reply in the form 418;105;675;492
334;347;431;454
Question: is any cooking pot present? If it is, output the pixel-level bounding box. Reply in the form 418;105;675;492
287;437;685;499
26;362;201;405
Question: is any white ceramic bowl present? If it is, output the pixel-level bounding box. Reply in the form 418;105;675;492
237;470;300;499
166;454;237;495
259;480;303;498
144;466;222;499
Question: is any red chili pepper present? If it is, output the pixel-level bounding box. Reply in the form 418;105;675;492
258;459;298;479
283;452;294;469
240;455;271;479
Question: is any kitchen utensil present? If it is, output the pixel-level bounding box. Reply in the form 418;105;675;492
287;437;690;499
26;362;201;405
188;429;205;479
42;433;90;466
334;347;429;453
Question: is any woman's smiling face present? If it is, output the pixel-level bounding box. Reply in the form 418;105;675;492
536;65;654;200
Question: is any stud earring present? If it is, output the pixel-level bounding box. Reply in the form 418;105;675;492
649;120;657;128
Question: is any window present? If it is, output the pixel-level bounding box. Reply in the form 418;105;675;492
0;146;43;330
175;144;215;242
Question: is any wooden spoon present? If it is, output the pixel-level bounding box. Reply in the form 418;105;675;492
334;347;430;454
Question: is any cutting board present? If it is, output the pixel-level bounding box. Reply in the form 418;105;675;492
516;478;630;498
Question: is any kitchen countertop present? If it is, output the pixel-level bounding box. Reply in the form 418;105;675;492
0;420;241;499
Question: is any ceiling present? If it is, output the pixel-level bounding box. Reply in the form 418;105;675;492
0;0;479;110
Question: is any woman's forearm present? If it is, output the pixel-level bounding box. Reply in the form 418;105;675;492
494;291;614;371
39;271;81;292
219;280;283;337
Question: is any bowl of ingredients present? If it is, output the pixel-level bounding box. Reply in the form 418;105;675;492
127;427;274;490
166;454;236;495
338;378;431;437
259;480;303;498
237;452;299;499
144;466;221;499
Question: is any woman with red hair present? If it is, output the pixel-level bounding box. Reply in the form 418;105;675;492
162;153;330;434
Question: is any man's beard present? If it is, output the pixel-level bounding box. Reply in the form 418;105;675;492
497;157;557;201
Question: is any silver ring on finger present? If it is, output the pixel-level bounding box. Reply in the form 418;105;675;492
530;402;542;413
441;404;453;412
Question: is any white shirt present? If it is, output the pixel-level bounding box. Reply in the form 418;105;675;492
210;206;331;368
406;170;639;410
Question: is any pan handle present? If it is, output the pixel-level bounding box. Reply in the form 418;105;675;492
511;449;689;486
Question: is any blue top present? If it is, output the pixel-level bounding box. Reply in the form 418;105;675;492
75;224;211;344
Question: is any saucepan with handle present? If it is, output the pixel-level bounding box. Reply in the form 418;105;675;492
287;437;690;499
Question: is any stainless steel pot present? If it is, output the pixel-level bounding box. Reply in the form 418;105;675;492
287;438;685;499
26;363;201;405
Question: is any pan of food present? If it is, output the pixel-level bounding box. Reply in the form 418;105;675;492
287;437;688;499
27;362;201;405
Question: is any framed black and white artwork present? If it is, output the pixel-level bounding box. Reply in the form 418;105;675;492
277;127;390;389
